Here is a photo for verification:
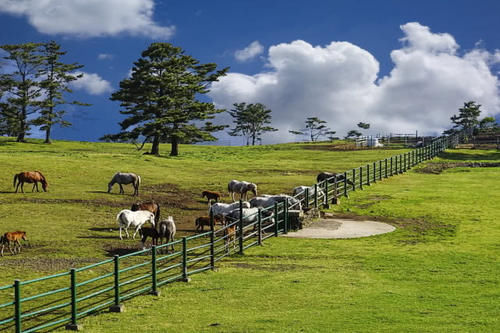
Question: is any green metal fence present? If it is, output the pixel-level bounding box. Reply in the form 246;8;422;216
0;132;460;332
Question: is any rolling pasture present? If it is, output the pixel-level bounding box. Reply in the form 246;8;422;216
0;138;498;332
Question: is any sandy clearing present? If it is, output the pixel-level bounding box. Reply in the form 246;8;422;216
282;219;395;239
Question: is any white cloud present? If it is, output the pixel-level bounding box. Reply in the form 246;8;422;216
98;53;113;60
70;72;113;95
235;41;264;62
0;0;175;39
210;22;500;143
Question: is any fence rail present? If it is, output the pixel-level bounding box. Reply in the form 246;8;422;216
0;132;461;332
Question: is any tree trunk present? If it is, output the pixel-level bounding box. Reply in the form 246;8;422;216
252;134;256;146
44;126;52;144
151;135;160;156
170;136;179;156
17;115;26;142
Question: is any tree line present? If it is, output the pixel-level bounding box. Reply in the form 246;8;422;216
1;42;498;155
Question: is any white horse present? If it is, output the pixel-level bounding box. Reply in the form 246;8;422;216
228;180;258;201
108;172;141;196
225;207;274;226
116;209;155;240
209;201;251;219
292;186;326;205
159;216;176;252
250;194;302;211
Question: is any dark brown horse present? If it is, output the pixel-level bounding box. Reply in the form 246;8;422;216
13;171;48;193
131;200;161;224
1;231;28;256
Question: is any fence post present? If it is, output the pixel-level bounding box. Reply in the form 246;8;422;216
14;280;21;333
373;162;376;183
239;200;244;254
274;202;279;237
314;184;318;208
65;269;80;330
109;255;123;312
367;164;370;185
333;175;339;204
379;160;382;180
352;168;356;191
182;237;191;282
257;208;262;246
150;246;159;296
210;210;215;270
359;167;363;190
390;157;393;176
403;153;406;172
343;171;348;197
284;198;289;234
305;187;309;209
400;154;403;173
324;181;330;208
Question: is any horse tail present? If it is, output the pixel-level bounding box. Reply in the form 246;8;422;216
136;175;141;189
13;174;19;188
155;203;161;223
116;211;125;225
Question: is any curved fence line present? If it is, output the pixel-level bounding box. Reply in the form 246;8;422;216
0;132;461;332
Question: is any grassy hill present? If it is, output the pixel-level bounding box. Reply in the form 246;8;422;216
0;138;498;332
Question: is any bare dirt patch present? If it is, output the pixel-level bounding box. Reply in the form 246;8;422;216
0;257;99;272
283;218;395;239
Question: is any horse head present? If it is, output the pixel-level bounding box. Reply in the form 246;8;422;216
249;183;258;197
41;181;48;192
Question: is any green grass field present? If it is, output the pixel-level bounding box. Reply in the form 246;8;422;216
0;138;498;332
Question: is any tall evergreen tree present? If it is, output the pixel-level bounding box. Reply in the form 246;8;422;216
0;43;43;142
445;101;482;136
228;102;278;145
33;41;89;144
289;117;331;142
102;43;228;156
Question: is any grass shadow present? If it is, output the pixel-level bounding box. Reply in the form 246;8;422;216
439;150;500;161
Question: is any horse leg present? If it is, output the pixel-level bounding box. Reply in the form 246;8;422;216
119;226;123;240
15;240;21;254
132;226;140;239
119;184;124;194
32;183;36;192
20;182;25;193
125;226;130;239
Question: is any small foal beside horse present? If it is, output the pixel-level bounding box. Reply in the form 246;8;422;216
13;171;48;193
1;231;28;256
108;172;141;196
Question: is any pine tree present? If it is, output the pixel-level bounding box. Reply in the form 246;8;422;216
33;41;89;144
289;117;331;142
448;101;482;136
228;102;278;145
102;43;228;156
0;43;43;142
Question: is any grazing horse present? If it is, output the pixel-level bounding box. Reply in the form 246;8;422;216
228;180;258;201
1;231;27;256
292;186;326;205
108;172;141;196
131;200;160;224
195;215;224;232
209;201;251;219
140;227;160;249
250;194;302;211
202;190;221;205
159;216;176;252
317;171;353;186
13;171;48;193
116;209;155;240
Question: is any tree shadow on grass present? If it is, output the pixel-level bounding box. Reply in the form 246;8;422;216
439;150;500;161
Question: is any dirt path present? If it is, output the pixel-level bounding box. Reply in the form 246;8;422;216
283;219;395;239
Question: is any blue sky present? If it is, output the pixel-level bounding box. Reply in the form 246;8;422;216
0;0;499;144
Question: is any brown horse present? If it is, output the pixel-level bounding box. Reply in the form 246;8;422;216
131;200;161;224
202;190;221;205
13;171;48;193
1;231;28;256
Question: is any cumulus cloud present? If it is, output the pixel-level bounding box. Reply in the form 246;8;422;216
235;41;264;62
210;22;500;143
0;0;175;39
70;72;113;95
98;53;113;60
